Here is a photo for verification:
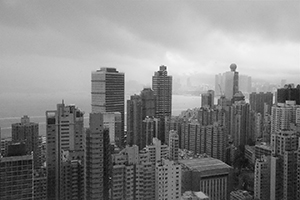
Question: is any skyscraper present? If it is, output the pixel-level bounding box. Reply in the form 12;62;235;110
11;115;40;169
140;87;156;118
91;67;125;147
127;94;143;148
215;63;239;101
46;102;84;200
152;65;172;119
84;113;111;200
152;65;172;143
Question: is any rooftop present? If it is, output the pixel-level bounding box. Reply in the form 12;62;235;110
179;157;231;177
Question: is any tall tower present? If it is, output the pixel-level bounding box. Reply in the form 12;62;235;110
84;113;111;200
11;115;40;169
127;94;143;148
46;102;84;200
91;67;125;147
152;65;172;143
221;63;239;100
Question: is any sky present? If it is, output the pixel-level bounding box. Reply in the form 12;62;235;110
0;0;300;115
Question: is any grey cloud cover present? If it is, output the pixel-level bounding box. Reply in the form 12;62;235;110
0;0;299;96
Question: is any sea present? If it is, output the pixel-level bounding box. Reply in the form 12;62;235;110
0;94;202;139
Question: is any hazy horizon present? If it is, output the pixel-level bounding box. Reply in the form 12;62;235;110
0;0;299;118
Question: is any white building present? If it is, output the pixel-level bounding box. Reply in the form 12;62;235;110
156;158;181;200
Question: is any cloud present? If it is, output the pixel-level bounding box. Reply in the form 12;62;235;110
0;0;299;97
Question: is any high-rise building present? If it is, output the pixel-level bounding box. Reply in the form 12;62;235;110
111;145;155;200
103;112;121;145
152;65;172;143
180;157;232;200
84;113;111;200
270;129;298;200
127;94;143;148
254;156;270;200
155;158;181;200
91;67;125;147
239;74;252;94
46;102;84;200
0;144;33;200
165;116;182;146
11;115;40;169
249;92;273;115
215;64;239;100
143;116;161;147
231;100;252;147
169;130;179;161
277;84;300;105
201;90;214;108
140;87;156;118
145;137;168;164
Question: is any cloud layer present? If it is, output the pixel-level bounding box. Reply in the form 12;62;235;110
0;0;299;96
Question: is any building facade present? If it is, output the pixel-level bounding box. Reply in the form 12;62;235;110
91;67;125;147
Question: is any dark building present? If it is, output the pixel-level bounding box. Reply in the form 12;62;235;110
249;92;273;115
201;90;215;108
140;87;156;118
277;84;300;105
127;88;156;149
91;67;125;147
84;113;111;200
11;115;40;169
152;65;172;143
127;94;143;148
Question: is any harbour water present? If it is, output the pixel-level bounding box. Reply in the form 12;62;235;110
0;94;201;139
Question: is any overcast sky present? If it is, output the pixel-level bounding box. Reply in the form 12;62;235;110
0;0;299;97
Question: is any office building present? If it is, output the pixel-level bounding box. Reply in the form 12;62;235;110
12;115;40;168
91;67;125;147
180;157;232;200
140;87;156;118
215;64;239;100
156;158;181;200
127;94;143;148
111;145;155;200
231;100;252;147
0;144;33;200
84;113;111;200
239;74;252;94
152;65;172;143
254;156;270;200
46;102;84;200
201;90;214;108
